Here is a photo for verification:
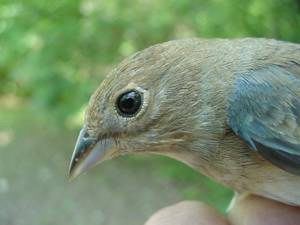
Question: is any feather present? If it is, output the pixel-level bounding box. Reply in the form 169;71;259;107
228;65;300;174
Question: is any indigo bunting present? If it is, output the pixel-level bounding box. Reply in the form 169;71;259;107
68;38;300;206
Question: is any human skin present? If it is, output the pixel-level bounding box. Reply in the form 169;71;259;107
144;196;300;225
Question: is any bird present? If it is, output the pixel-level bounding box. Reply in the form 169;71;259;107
68;38;300;206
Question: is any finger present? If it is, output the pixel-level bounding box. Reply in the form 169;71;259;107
228;195;300;225
144;200;230;225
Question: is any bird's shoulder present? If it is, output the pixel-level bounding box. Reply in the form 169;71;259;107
227;60;300;175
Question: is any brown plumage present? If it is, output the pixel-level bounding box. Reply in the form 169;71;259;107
68;38;300;206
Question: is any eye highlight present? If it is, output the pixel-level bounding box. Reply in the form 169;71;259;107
116;90;143;117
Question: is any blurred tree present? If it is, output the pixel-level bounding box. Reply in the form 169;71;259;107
0;0;299;124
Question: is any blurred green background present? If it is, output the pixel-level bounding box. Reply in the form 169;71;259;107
0;0;299;224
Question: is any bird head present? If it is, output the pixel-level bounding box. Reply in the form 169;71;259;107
68;39;225;179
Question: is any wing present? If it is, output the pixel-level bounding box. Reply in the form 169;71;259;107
228;64;300;175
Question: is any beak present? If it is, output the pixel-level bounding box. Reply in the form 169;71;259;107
68;129;114;180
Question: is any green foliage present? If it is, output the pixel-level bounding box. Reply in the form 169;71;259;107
1;0;300;122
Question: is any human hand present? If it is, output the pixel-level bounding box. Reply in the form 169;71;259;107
144;195;300;225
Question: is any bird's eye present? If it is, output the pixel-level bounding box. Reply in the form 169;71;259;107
116;90;142;117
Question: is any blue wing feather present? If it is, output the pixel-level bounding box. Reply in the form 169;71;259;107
228;65;300;175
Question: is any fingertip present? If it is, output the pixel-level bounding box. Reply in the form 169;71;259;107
144;201;229;225
228;195;300;225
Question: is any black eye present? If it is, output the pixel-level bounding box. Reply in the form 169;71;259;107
116;90;142;117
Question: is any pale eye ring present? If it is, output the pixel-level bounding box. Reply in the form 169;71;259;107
116;89;143;117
